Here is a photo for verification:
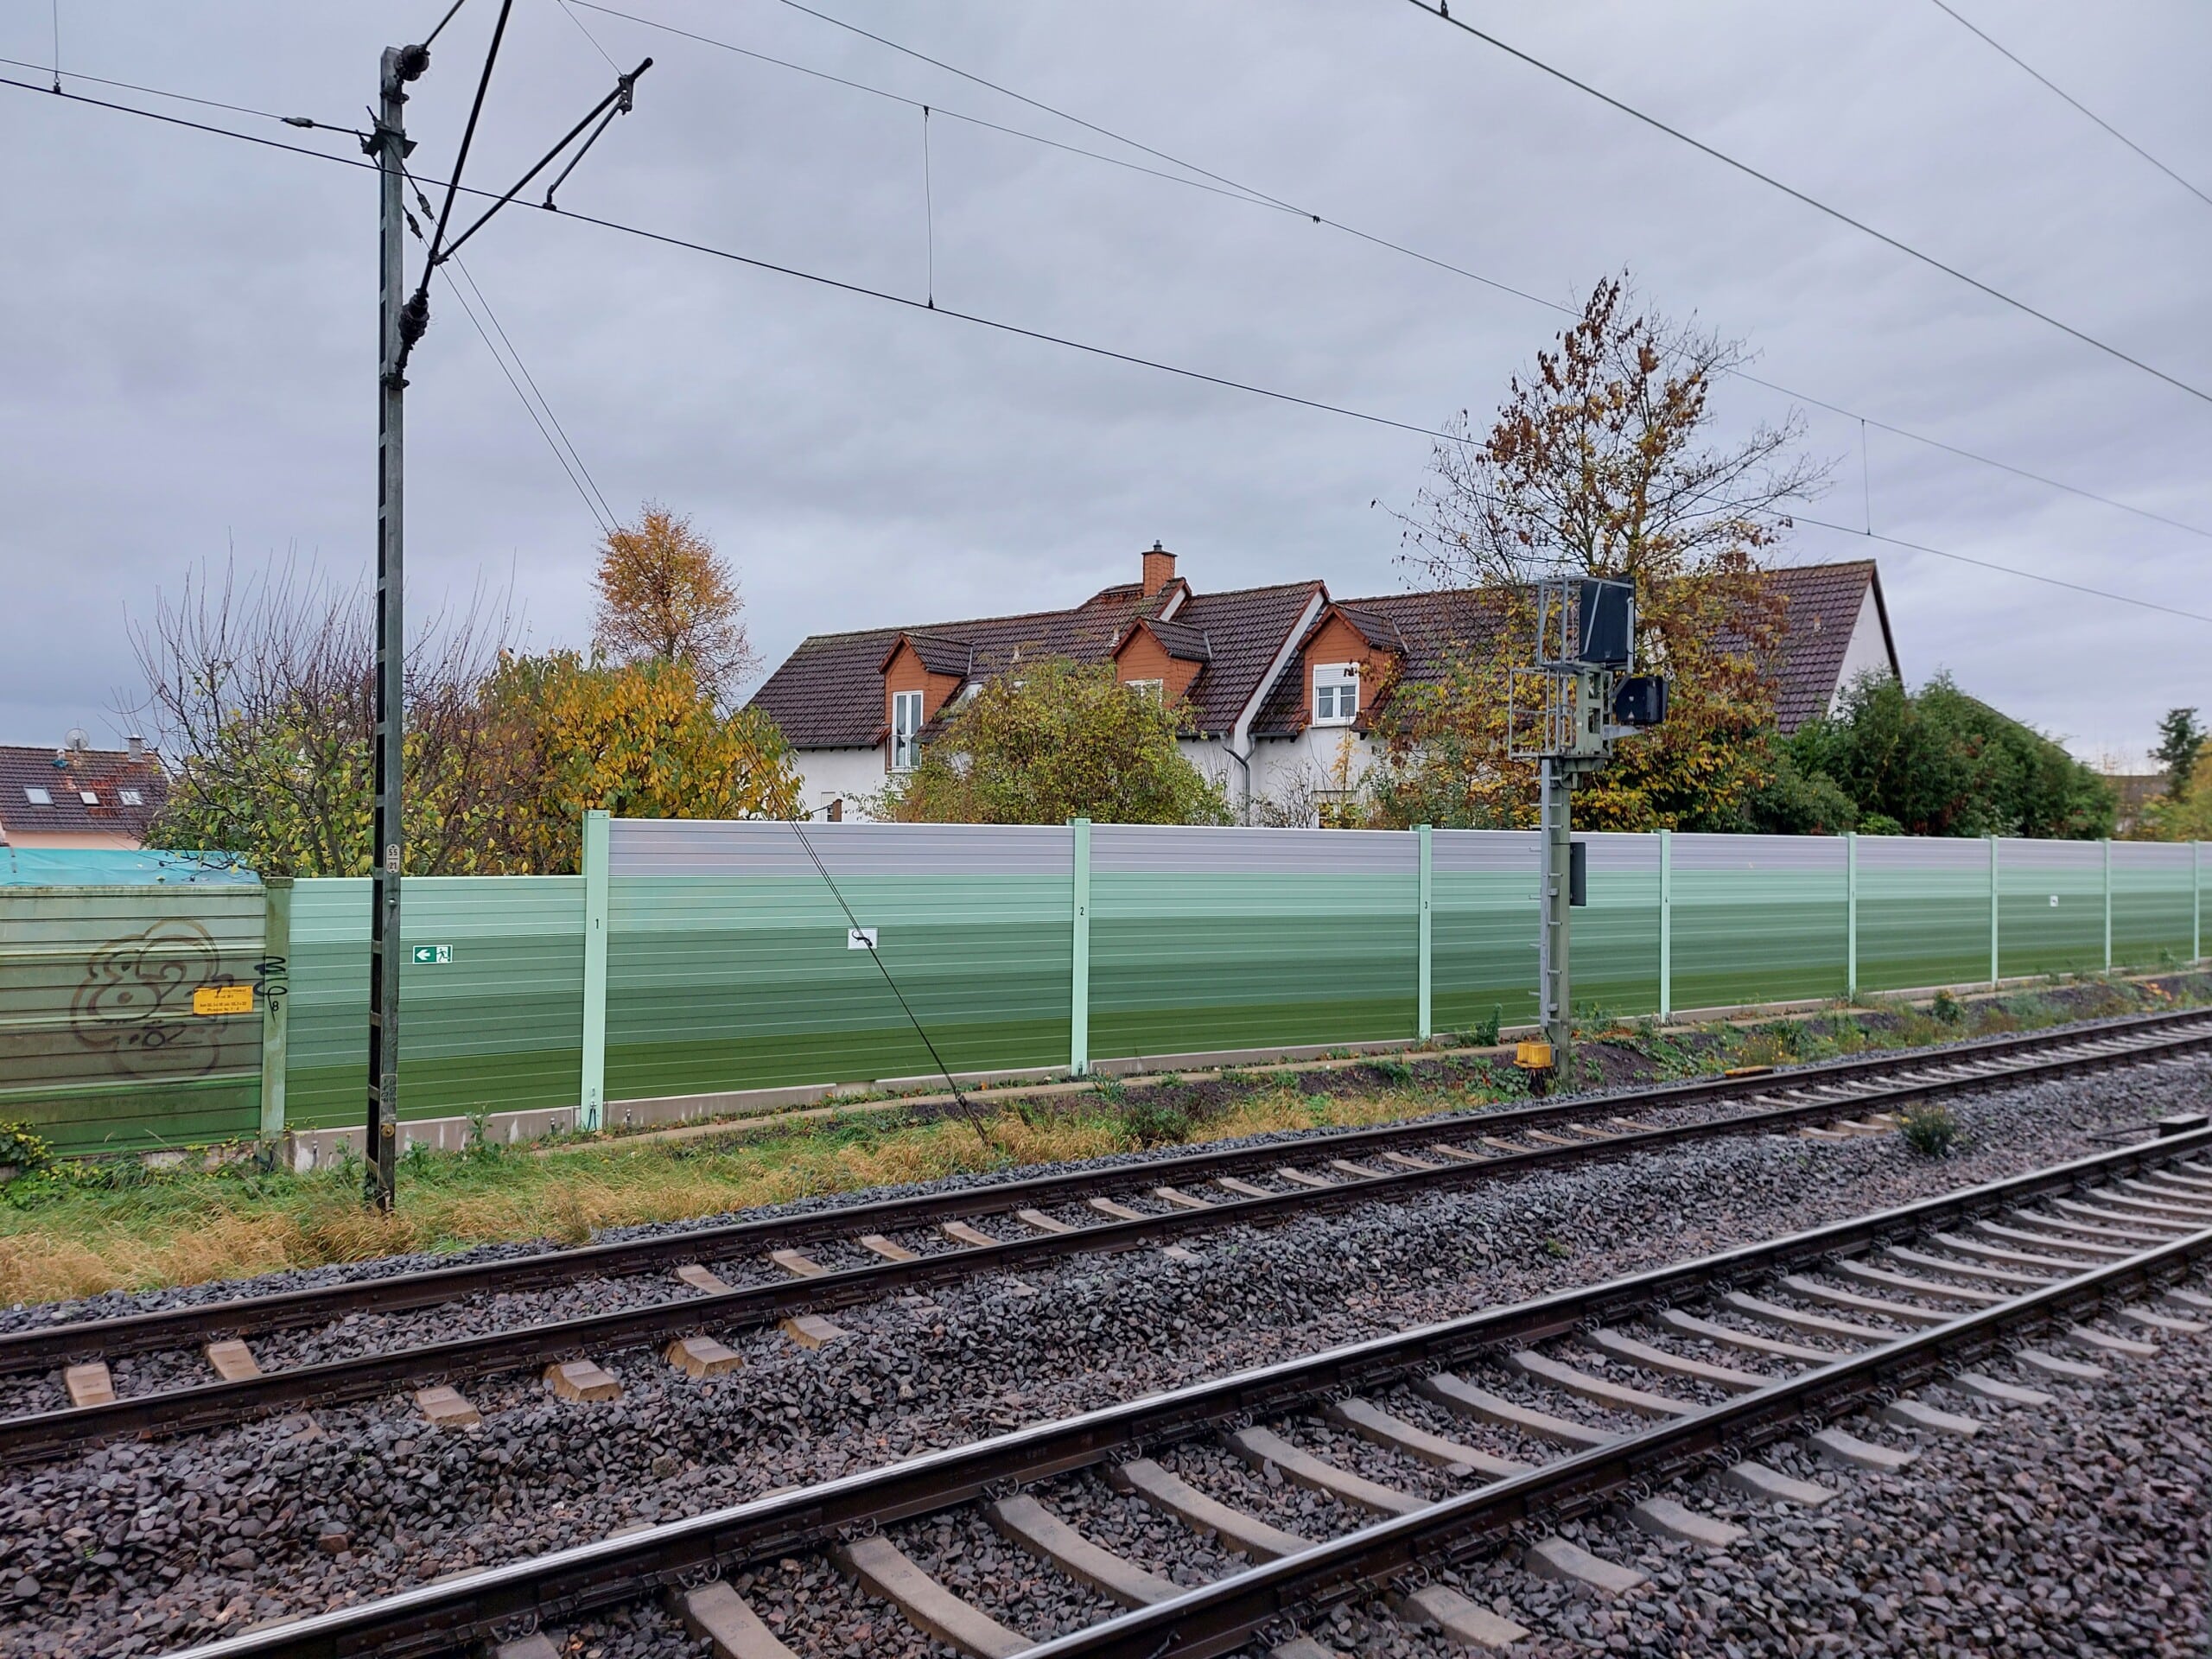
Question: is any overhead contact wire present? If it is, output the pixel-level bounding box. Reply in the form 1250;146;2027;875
2;70;2204;630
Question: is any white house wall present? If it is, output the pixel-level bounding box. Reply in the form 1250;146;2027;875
1831;587;1898;712
1247;728;1376;823
795;747;887;819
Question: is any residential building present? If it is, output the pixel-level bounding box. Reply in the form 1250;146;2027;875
0;735;169;850
746;545;1900;822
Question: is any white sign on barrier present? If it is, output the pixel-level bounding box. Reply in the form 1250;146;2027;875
848;927;878;950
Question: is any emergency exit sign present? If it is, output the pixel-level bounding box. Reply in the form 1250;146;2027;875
410;944;452;965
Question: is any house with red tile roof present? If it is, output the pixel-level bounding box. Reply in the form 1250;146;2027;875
746;546;1898;821
0;735;169;850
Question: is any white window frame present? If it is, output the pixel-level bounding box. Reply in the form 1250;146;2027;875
23;785;52;806
1312;662;1360;726
119;788;144;807
1128;678;1165;704
891;690;925;771
79;791;99;806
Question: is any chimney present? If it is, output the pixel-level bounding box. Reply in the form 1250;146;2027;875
127;734;145;762
1141;541;1177;598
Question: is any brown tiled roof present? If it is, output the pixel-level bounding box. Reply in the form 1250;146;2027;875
882;632;976;677
1125;617;1214;664
1759;560;1892;732
1252;588;1509;737
1249;563;1891;738
752;559;1893;752
0;745;169;841
1169;582;1326;735
749;582;1178;749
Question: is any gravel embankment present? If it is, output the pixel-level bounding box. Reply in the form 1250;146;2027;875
1332;1298;2209;1657
0;1056;2205;1657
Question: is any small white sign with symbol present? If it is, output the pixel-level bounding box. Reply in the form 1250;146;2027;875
847;927;879;950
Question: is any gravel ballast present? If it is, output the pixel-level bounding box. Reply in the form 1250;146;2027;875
0;1055;2205;1656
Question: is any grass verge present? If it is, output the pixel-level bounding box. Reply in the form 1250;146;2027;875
1;972;2202;1306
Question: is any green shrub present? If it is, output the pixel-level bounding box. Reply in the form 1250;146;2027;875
1897;1103;1961;1157
1469;1005;1503;1046
1119;1096;1193;1149
1929;989;1963;1026
0;1122;54;1179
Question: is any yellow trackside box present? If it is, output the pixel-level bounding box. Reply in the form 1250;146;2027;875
1513;1039;1554;1071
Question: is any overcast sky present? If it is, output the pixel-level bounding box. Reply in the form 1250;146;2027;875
3;0;2206;768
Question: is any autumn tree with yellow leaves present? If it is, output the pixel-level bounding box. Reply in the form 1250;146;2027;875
592;504;759;702
474;652;803;873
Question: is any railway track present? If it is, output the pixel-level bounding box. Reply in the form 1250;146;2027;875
4;1006;2209;1467
162;1119;2212;1659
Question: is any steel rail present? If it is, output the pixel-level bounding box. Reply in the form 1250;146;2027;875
157;1122;2212;1659
1027;1224;2212;1659
4;1005;2203;1379
5;1015;2208;1465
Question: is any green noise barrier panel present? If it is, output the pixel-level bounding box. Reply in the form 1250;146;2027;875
601;821;1074;1104
0;869;265;1157
247;823;2203;1144
285;875;585;1127
25;828;2198;1153
1088;825;1420;1060
1853;836;1997;994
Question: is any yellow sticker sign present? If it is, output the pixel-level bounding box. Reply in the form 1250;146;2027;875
192;984;254;1016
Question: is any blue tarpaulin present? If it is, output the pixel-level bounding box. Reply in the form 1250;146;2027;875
0;846;257;887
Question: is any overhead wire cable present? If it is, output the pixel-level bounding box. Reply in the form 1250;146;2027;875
566;2;1291;213
1926;0;2212;211
400;174;614;531
580;0;2212;544
553;0;624;73
1397;0;2212;409
1795;516;2212;625
3;68;2203;632
0;54;355;132
423;0;473;52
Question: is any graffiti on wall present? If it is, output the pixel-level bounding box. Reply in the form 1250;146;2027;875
69;918;242;1079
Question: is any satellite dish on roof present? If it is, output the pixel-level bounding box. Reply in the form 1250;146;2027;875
64;728;89;752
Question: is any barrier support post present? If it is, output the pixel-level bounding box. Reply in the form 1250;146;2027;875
257;876;292;1157
580;809;609;1132
1071;817;1090;1077
1416;824;1433;1041
1656;828;1672;1021
2102;838;2113;973
1844;831;1858;1002
1988;835;2000;988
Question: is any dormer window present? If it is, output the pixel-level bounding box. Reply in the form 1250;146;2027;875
1128;679;1164;704
891;690;924;771
1313;663;1359;725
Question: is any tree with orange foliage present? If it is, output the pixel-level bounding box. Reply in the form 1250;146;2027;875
592;504;758;701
